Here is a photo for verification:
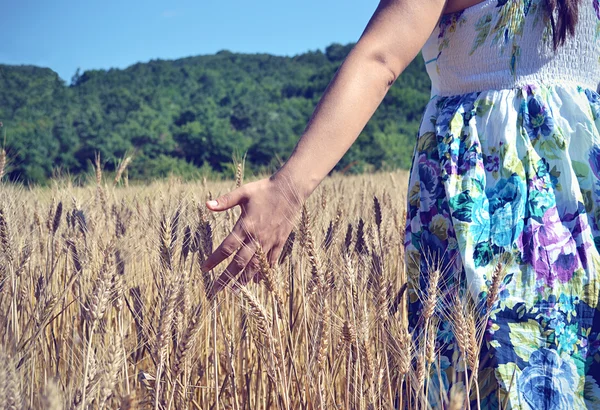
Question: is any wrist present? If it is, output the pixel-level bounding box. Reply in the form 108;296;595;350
270;164;321;204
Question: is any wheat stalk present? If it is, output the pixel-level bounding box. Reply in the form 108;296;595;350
0;208;12;263
0;148;6;182
95;152;103;186
299;205;323;293
235;162;243;188
114;156;132;186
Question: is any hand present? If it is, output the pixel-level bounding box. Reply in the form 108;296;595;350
201;175;303;297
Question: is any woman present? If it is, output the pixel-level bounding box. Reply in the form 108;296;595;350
201;0;600;407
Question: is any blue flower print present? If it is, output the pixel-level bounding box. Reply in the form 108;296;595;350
549;315;566;335
427;357;451;407
470;195;491;243
557;324;579;354
435;92;480;139
517;348;578;410
589;145;600;180
523;94;555;140
557;293;578;315
485;174;526;247
586;88;600;120
438;320;456;344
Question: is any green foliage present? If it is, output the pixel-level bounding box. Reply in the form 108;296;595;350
0;43;430;184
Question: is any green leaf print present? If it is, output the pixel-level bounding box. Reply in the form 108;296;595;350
550;165;562;191
496;362;522;404
552;131;566;150
510;44;521;77
537;137;561;160
516;304;527;320
449;191;474;222
528;190;553;218
475;98;494;117
470;14;493;56
508;319;545;362
474;241;493;267
584;281;600;308
582;189;593;213
417;132;437;153
572;161;590;179
465;1;545;75
585;378;600;405
471;176;485;195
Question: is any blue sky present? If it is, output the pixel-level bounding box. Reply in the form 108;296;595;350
2;0;378;83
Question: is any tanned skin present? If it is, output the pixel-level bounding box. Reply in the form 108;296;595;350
201;0;486;296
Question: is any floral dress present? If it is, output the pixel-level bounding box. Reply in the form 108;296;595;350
405;0;600;408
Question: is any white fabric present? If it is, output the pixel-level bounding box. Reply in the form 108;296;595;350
421;1;599;97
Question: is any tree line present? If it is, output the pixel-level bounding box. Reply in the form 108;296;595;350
0;43;431;184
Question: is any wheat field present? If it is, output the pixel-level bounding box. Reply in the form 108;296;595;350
0;165;503;409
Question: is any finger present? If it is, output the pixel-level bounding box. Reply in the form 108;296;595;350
269;243;284;267
210;239;257;296
237;256;260;288
201;221;245;272
252;270;262;284
206;187;247;212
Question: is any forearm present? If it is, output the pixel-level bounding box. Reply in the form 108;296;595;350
271;0;445;201
273;45;398;199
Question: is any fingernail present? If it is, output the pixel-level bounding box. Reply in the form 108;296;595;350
207;200;218;207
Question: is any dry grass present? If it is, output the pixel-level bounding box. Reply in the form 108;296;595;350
0;169;504;409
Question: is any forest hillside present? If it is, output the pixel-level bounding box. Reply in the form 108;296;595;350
0;43;431;183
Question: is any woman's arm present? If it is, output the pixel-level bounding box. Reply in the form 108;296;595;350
203;0;447;295
275;0;447;199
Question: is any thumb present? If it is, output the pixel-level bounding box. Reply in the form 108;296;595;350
206;188;245;212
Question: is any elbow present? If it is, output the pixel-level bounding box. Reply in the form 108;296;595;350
371;51;402;87
349;39;406;88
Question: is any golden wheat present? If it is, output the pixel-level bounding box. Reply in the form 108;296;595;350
0;169;507;409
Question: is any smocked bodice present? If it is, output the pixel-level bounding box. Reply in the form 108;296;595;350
421;0;600;96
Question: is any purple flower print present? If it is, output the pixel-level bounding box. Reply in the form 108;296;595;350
519;206;580;285
458;142;481;174
418;154;443;223
485;154;499;172
562;204;594;270
485;318;496;343
530;173;548;192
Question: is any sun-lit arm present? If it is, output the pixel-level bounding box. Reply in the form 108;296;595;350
273;0;446;198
